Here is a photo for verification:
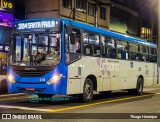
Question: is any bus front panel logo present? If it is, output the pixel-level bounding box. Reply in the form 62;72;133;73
24;68;36;71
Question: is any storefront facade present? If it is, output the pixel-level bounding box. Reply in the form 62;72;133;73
0;0;14;74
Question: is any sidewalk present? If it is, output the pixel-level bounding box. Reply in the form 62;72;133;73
0;75;6;81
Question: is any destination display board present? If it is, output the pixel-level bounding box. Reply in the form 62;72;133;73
14;20;60;31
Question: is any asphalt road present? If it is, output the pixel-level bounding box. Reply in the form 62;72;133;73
0;84;160;121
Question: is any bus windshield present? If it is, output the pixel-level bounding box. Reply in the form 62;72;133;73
10;33;61;66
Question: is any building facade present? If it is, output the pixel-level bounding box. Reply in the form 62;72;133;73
23;0;110;29
110;0;158;43
15;0;158;44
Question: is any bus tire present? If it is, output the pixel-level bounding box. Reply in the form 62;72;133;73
99;91;112;96
79;78;93;103
128;77;144;95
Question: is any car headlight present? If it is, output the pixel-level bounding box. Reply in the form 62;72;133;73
47;74;63;85
8;74;15;84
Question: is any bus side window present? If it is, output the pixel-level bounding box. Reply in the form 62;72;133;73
149;47;157;63
101;36;116;58
65;27;81;64
83;31;100;57
84;45;92;55
116;39;129;60
129;43;139;61
140;45;149;62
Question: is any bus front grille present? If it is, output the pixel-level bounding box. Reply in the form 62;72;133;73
13;70;50;77
11;66;54;77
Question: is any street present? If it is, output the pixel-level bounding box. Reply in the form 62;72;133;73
0;84;160;116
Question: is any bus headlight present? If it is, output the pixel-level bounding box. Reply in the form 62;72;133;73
47;74;63;85
8;74;15;84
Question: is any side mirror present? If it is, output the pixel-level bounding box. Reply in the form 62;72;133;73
70;33;75;44
66;26;72;34
65;25;75;44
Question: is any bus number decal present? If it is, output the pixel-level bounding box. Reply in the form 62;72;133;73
40;78;46;82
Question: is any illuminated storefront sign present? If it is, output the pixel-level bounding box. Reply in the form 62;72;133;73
0;0;14;13
0;0;13;53
0;12;13;27
0;43;9;52
15;20;60;30
2;1;13;9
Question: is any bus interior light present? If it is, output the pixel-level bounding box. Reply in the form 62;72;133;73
47;74;63;85
8;74;15;84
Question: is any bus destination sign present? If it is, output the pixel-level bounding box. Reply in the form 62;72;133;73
15;20;59;30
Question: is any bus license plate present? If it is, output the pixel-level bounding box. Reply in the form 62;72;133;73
26;88;35;91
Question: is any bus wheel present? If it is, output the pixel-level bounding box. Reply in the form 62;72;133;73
128;77;144;95
79;78;93;103
99;91;111;96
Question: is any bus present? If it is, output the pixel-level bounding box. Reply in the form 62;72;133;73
7;18;158;102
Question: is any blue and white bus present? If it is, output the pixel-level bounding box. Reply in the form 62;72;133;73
7;18;158;102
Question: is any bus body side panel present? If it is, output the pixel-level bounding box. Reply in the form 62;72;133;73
67;58;83;94
80;56;107;92
66;56;157;95
143;63;158;87
67;56;111;94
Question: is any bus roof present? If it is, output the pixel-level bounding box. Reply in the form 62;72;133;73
14;18;157;48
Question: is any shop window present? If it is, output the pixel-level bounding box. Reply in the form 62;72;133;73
100;7;106;20
62;0;72;9
76;0;87;13
88;3;95;16
0;52;7;75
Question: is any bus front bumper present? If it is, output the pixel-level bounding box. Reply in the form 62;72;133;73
7;80;67;95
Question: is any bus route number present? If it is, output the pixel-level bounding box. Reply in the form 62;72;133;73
40;78;45;82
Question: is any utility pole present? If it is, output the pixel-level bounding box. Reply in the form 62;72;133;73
158;0;160;66
158;0;160;83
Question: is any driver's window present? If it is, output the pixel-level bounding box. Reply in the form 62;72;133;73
23;37;29;61
65;27;81;64
15;36;22;62
66;28;81;53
